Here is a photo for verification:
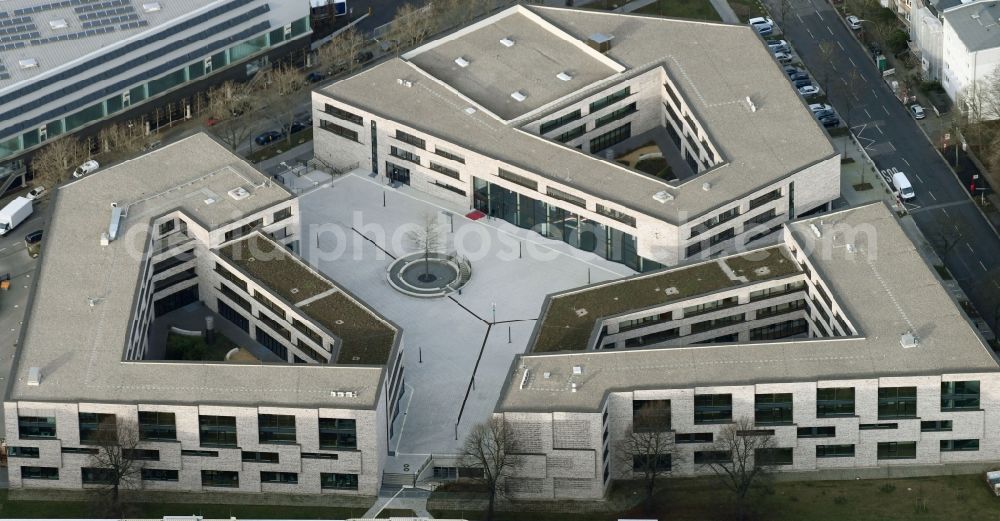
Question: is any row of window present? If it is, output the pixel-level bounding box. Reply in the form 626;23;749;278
22;467;359;490
17;413;358;450
628;381;981;430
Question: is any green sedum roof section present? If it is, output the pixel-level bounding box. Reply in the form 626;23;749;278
531;246;800;353
220;234;331;303
302;293;397;365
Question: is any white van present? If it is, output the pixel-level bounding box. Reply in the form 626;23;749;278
892;171;915;200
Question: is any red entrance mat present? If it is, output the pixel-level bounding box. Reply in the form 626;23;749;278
465;210;486;220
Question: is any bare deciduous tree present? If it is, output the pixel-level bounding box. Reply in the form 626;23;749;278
816;42;836;94
30;136;88;187
318;26;366;75
89;417;142;513
260;64;307;148
461;417;519;521
703;417;776;521
97;120;145;155
616;406;681;513
387;3;434;54
205;80;258;150
407;213;445;281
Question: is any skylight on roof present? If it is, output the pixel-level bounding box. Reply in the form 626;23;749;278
556;72;572;81
49;19;68;29
455;56;470;67
142;2;163;12
511;91;526;102
500;37;515;47
18;58;38;69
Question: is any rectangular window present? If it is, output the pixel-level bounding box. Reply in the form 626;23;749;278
242;451;280;463
21;466;59;480
633;399;671;432
253;290;287;320
590;87;631;113
429;161;460;180
675;432;713;444
323;104;363;125
497;168;537;190
7;446;39;458
215;263;247;291
595;102;638;128
694;450;732;464
319;418;357;450
434;148;465;164
319;120;359;142
596;204;636;227
321;472;359;490
691;313;745;334
540;109;583;134
142;468;179;481
261;471;298;484
223;218;263;242
79;413;116;444
589;122;631;153
940;439;979;452
684;297;738;317
921;420;953;432
389;145;421;164
301;452;339;460
82;467;114;485
395;130;426;149
633;453;671;472
749;281;806;302
859;423;897;430
62;447;98;454
18;416;56;439
877;441;917;460
749;188;782;210
546;187;586;208
123;449;160;461
201;470;240;488
816;387;854;417
258;414;296;445
816;444;855;458
797;426;835;438
159;220;176;235
755;393;793;425
694;394;732;424
199;415;237;448
878;387;917;419
220;284;252;312
273;207;292;224
755;448;793;466
182;450;219;457
139;411;177;441
941;381;979;411
555;125;586;143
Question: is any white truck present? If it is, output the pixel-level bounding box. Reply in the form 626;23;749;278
0;196;33;236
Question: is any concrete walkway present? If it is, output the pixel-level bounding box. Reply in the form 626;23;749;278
362;488;433;519
707;0;741;22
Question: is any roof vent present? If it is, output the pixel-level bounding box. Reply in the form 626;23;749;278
228;187;250;200
397;78;413;88
27;367;41;386
18;58;38;69
500;37;515;47
572;365;583;375
587;33;614;53
464;107;477;115
652;190;674;203
108;205;123;241
543;371;551;379
702;182;712;191
142;2;163;13
49;19;68;29
204;197;217;205
746;96;757;113
571;382;578;392
511;90;526;102
557;71;573;81
455;56;470;67
810;223;822;238
900;331;919;348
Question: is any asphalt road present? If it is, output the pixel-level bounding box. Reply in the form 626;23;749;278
767;0;1000;329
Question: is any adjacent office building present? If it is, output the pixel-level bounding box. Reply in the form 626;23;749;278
0;0;311;187
313;5;840;270
4;134;404;495
492;202;1000;499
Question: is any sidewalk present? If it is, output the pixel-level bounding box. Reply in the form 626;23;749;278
829;134;894;209
362;488;432;519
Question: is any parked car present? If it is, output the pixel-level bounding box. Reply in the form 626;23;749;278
798;85;820;97
789;72;809;82
809;103;834;114
286;120;309;134
749;16;774;35
72;160;99;178
910;104;926;119
773;51;793;64
792;78;813;89
819;115;840;128
25;229;42;258
305;71;326;83
354;51;374;64
846;15;862;30
25;186;45;200
814;109;836;119
254;130;284;146
767;39;790;53
783;66;801;77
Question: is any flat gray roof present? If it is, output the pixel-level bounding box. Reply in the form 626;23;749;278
0;0;211;89
498;203;1000;412
8;133;386;409
943;0;1000;52
321;5;835;223
404;10;621;120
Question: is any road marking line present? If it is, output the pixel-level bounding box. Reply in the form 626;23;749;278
853;92;860;101
875;124;884;135
886;141;896;152
831;62;838;71
872;88;878;97
864;108;872;118
827;25;834;35
966;243;975;254
849;57;857;67
883;105;890;115
994;280;1000;289
807;28;815;39
837;40;845;51
915;173;924;183
929;192;937;201
980;260;988;272
816;9;824;19
943;208;950;217
902;157;911;166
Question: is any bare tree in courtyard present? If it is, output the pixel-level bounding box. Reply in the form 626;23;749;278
461;417;519;521
89;416;142;515
407;213;445;282
703;417;776;521
30;136;88;187
617;404;681;513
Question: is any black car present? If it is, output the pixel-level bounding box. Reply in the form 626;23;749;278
789;72;809;82
287;120;309;134
24;230;42;246
814;109;836;119
255;130;284;146
792;78;813;89
354;51;373;64
819;115;840;128
305;71;326;83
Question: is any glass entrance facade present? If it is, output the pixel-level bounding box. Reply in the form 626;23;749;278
473;177;662;272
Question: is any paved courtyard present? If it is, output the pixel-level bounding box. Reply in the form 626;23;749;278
298;172;634;456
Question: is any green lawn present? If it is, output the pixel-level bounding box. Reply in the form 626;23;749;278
635;0;723;21
247;128;313;164
164;331;238;361
0;491;367;519
728;0;768;22
431;475;1000;521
